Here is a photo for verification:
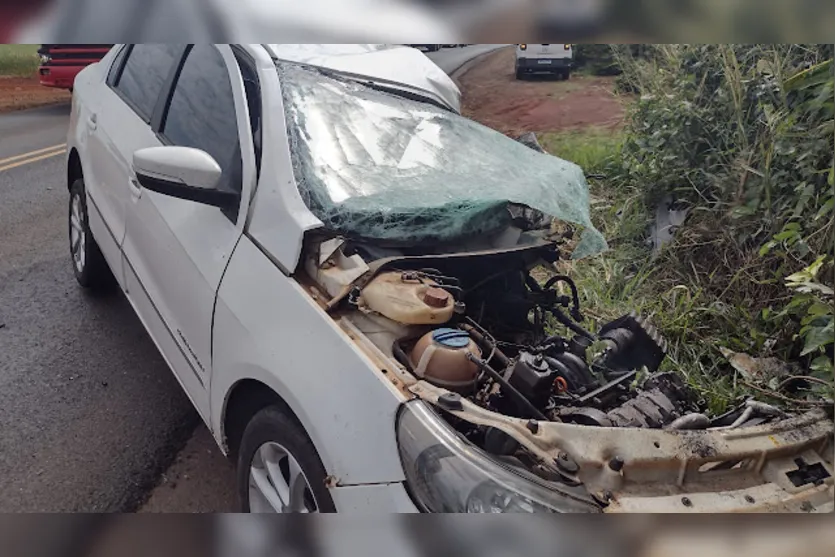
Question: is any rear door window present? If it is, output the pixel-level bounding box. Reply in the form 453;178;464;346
113;44;180;122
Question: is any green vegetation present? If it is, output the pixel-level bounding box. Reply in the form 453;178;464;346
538;127;623;174
543;45;834;411
0;44;40;77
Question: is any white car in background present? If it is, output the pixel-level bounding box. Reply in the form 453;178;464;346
515;43;573;79
66;43;834;514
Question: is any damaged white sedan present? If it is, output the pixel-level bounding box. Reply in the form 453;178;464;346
67;43;833;513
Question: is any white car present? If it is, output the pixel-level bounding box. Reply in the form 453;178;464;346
67;44;833;514
515;44;573;80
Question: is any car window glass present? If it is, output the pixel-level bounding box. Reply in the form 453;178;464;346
115;44;180;121
162;45;242;194
233;48;261;177
106;45;128;86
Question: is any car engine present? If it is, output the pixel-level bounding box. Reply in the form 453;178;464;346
303;235;797;442
355;265;706;432
301;236;835;508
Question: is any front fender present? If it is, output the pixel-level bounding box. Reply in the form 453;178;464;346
210;236;408;486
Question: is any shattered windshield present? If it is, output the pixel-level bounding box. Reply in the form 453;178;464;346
278;62;607;259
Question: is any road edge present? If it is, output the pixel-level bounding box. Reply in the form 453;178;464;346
0;98;72;115
450;45;511;87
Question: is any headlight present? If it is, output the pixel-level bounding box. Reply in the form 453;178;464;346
519;44;527;50
39;54;52;64
397;401;600;513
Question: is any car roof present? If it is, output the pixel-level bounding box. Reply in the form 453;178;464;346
262;44;461;113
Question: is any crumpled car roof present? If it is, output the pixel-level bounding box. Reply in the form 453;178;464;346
265;43;462;113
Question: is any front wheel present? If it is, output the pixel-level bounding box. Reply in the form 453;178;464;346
69;179;112;289
238;406;336;513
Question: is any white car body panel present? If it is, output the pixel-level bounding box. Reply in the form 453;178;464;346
120;45;257;419
243;45;323;274
329;482;418;513
70;46;146;288
211;236;408;485
67;43;468;510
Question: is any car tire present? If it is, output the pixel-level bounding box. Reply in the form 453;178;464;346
562;70;571;80
238;405;336;513
69;179;112;289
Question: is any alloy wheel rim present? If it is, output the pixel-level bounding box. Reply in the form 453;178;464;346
248;441;318;513
70;194;86;272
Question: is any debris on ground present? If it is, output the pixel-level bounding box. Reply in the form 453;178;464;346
719;347;794;386
649;195;690;254
515;131;546;153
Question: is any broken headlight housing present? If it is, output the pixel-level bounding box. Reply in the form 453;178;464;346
396;401;599;513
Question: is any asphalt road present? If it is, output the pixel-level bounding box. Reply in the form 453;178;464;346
0;44;506;512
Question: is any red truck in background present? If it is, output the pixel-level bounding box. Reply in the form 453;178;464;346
38;44;112;90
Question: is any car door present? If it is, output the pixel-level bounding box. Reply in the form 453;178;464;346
121;44;256;424
82;44;183;283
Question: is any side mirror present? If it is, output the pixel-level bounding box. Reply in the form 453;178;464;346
132;146;238;209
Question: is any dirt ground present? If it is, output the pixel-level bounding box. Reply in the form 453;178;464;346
0;76;70;113
459;48;625;136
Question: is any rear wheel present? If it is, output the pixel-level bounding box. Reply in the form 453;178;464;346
69;179;112;289
238;406;336;513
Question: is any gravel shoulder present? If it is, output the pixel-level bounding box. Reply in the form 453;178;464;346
458;48;626;136
0;76;69;113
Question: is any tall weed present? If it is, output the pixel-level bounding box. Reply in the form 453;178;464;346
569;45;833;408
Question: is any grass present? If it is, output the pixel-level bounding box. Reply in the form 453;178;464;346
536;126;753;413
532;50;834;414
0;44;40;77
538;127;623;175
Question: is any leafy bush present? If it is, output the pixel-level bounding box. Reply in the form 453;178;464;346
555;45;833;410
604;45;834;401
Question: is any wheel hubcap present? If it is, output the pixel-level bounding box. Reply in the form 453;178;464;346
69;194;86;272
248;442;318;513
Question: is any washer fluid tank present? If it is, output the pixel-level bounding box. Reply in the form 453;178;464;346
409;328;481;392
359;272;454;325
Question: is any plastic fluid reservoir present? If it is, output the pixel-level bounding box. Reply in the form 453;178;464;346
410;328;481;392
360;272;455;325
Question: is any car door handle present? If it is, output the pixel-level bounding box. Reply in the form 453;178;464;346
129;177;142;199
87;113;98;131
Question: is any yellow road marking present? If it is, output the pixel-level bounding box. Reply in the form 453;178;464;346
0;148;67;173
0;143;67;166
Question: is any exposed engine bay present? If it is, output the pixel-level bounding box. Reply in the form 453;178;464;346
315;238;767;432
303;235;834;511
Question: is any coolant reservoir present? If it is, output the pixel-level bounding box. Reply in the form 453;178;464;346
410;328;481;392
359;272;454;325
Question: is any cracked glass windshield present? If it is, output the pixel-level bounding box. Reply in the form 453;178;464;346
278;62;606;258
